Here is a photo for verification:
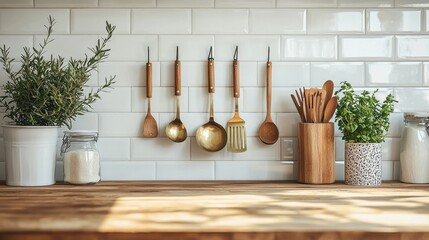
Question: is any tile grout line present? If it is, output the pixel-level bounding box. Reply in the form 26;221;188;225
129;8;132;34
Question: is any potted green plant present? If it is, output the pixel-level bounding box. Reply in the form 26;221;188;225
335;81;397;186
0;17;115;186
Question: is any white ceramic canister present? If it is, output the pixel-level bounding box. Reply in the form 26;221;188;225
400;112;429;183
3;125;58;186
61;130;100;185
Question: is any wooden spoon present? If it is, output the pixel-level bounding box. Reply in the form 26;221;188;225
322;80;334;122
259;47;279;145
323;96;338;123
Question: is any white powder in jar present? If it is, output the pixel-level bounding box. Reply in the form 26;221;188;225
64;150;100;184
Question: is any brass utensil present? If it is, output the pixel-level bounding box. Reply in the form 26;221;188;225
227;46;247;152
259;47;279;145
166;46;187;143
142;46;158;138
196;47;227;152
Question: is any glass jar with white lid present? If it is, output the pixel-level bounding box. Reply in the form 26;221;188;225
61;130;100;185
400;112;429;183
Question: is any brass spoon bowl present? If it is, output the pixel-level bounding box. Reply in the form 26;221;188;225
166;118;187;143
196;120;227;152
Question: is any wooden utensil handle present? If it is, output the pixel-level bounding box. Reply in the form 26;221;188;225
233;60;239;98
266;61;272;117
175;60;181;96
208;59;215;93
146;63;152;98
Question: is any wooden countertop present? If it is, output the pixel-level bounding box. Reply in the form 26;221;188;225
0;181;429;240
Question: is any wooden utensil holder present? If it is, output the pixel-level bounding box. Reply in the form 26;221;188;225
297;123;335;184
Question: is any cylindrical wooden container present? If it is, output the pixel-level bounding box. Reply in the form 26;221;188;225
297;123;335;184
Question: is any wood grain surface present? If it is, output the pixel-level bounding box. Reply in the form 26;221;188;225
0;181;428;240
298;123;335;184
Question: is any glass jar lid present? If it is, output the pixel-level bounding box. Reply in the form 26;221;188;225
63;130;99;142
61;130;99;153
404;112;429;124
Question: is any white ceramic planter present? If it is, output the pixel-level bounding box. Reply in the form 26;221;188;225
345;143;382;186
3;125;58;186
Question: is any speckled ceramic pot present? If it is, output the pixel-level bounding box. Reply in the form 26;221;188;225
345;143;382;186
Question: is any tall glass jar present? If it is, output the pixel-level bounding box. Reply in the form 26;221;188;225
400;113;429;183
61;131;100;185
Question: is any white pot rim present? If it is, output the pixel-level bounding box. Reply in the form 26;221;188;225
2;125;59;129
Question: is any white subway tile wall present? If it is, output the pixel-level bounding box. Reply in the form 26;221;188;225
249;9;306;34
33;35;99;60
71;9;131;34
132;9;191;34
307;9;364;34
193;9;249;34
277;0;337;8
0;1;426;181
338;0;393;8
0;36;33;59
282;36;337;60
340;36;394;59
0;9;70;34
216;0;275;8
0;0;33;8
395;0;429;7
367;9;421;33
157;0;213;8
35;0;98;8
99;0;155;8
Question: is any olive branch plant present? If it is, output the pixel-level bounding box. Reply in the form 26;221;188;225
0;16;116;129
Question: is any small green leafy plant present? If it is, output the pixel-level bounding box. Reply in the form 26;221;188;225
335;81;397;143
0;16;116;129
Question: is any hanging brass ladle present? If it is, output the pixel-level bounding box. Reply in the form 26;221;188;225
166;46;187;143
